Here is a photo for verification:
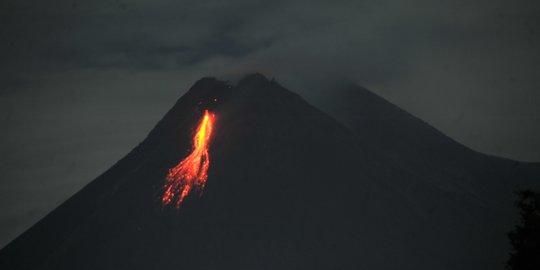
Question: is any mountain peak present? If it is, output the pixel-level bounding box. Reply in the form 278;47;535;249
186;77;228;96
237;73;270;87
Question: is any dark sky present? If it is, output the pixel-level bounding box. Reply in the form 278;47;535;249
1;0;539;248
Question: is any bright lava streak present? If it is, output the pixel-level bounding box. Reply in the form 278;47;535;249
162;110;216;207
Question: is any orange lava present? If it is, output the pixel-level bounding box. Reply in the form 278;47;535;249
162;110;216;207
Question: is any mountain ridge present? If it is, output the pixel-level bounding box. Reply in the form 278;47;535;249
0;73;538;270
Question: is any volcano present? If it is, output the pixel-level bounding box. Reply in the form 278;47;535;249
0;74;538;270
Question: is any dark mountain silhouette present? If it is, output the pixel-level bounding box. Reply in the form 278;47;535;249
0;74;538;270
308;82;540;268
310;82;540;206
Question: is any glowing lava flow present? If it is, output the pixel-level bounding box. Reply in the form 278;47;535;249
162;110;216;207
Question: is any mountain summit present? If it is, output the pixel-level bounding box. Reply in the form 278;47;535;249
0;74;538;270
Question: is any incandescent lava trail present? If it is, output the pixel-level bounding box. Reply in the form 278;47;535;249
162;110;216;207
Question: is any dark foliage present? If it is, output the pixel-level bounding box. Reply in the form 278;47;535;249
507;190;540;270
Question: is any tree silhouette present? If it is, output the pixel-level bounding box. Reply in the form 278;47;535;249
507;190;540;270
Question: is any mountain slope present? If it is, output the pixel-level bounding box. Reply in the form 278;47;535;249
310;82;539;199
0;74;537;270
308;82;540;268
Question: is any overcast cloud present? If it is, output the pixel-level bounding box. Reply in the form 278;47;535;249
1;0;539;248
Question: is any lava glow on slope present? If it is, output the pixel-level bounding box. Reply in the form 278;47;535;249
162;110;216;207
